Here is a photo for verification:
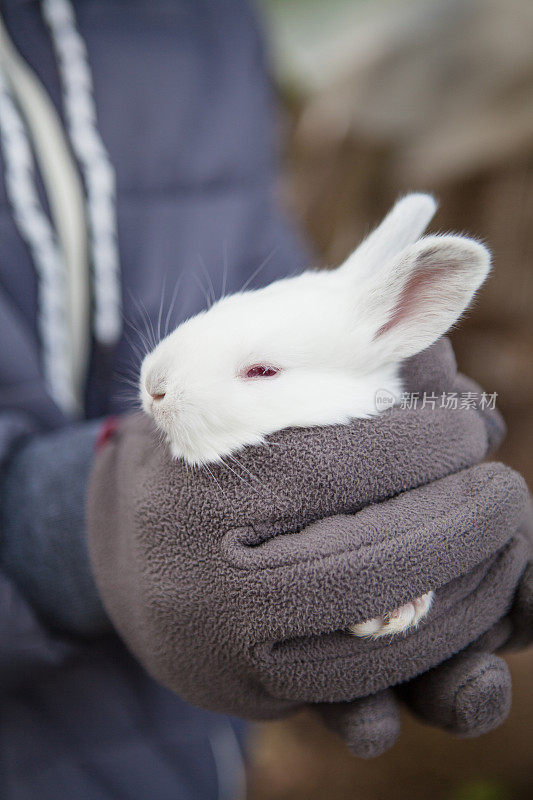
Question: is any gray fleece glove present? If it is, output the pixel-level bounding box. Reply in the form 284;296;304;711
87;338;532;756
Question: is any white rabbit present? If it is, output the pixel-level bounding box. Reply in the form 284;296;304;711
140;193;490;638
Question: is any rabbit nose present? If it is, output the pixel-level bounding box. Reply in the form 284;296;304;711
145;373;167;401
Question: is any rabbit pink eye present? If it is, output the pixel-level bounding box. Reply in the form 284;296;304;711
244;364;280;379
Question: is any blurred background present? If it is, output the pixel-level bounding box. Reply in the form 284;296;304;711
247;0;533;798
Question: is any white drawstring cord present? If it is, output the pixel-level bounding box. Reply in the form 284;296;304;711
42;0;122;347
0;12;90;416
0;65;79;415
0;1;123;413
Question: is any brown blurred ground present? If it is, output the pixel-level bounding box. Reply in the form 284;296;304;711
247;1;532;796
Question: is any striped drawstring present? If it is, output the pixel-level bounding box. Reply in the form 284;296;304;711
42;0;122;348
0;2;122;415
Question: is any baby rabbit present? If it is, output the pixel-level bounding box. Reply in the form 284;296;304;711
140;194;490;637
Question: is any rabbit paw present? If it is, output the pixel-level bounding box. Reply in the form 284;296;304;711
349;591;434;638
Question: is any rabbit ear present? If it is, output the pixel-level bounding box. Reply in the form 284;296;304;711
339;193;438;278
363;235;491;363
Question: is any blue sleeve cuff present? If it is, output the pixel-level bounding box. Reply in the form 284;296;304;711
0;420;111;637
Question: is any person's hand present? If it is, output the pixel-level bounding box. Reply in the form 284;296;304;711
87;338;531;754
317;511;532;757
314;342;532;756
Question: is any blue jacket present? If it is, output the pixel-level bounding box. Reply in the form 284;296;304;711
0;1;307;797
